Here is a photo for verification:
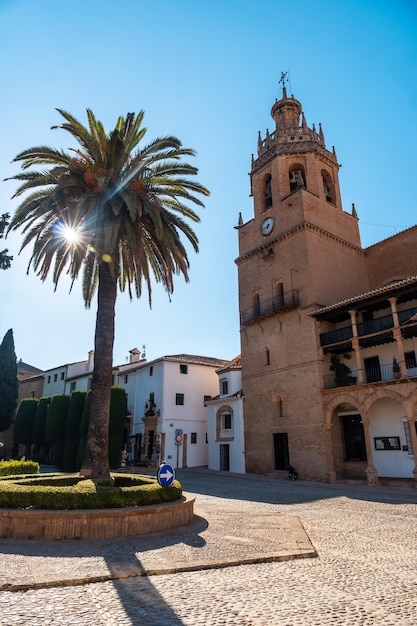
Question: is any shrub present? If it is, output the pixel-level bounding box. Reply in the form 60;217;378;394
0;472;182;509
0;458;40;476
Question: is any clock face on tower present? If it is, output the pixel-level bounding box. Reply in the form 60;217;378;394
261;217;275;236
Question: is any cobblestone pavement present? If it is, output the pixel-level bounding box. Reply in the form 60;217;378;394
0;469;416;625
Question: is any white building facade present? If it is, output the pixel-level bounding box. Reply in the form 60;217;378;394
42;351;95;397
206;356;245;473
125;354;228;469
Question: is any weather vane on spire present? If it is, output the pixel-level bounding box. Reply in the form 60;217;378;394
279;71;290;97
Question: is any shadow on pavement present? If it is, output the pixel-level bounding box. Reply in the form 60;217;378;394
0;516;210;624
175;468;417;506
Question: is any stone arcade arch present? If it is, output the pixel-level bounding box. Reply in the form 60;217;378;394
323;385;417;486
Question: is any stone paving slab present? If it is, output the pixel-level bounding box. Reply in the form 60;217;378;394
0;494;315;591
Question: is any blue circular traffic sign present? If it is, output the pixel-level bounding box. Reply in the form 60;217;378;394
157;462;175;487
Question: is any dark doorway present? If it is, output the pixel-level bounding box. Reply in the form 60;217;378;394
273;432;289;469
364;356;382;383
219;444;230;471
341;414;367;461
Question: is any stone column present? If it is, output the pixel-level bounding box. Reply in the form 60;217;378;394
361;418;379;486
349;309;363;384
323;422;337;483
389;297;407;377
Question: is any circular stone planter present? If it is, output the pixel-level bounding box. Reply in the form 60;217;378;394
0;493;195;540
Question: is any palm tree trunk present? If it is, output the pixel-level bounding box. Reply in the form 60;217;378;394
81;261;117;478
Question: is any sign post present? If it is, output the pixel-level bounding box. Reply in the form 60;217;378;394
175;429;183;469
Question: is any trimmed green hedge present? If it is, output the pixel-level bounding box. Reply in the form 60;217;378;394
0;472;182;509
0;459;40;476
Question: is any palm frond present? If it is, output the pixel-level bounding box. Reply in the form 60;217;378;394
8;107;208;304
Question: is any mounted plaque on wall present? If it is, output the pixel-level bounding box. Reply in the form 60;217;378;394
374;436;400;451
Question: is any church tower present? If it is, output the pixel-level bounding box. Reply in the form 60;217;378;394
236;79;368;477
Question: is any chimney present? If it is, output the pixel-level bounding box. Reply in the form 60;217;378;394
129;348;140;364
87;350;94;371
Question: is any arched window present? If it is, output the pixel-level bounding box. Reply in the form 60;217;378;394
289;165;306;192
272;394;284;418
254;293;261;317
264;174;272;209
261;346;270;367
322;170;335;204
275;282;284;308
216;406;234;440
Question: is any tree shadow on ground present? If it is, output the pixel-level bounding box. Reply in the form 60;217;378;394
0;514;209;625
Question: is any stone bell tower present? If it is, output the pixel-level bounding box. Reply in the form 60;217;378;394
236;77;368;477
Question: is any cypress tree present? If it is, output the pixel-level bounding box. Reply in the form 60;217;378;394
0;329;18;432
108;386;127;469
75;388;127;471
63;390;86;472
45;394;70;468
32;396;51;460
76;390;91;470
13;398;38;456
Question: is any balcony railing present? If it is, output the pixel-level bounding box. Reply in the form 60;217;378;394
324;368;359;389
324;361;417;390
320;326;353;347
398;306;417;325
319;313;395;348
357;313;393;336
240;290;299;325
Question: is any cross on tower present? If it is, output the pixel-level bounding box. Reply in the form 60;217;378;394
279;71;289;97
279;71;288;88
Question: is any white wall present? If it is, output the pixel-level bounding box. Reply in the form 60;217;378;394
369;398;415;478
207;398;245;473
43;366;67;396
132;358;222;468
207;365;245;473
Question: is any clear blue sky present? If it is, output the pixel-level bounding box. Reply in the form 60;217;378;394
1;0;416;371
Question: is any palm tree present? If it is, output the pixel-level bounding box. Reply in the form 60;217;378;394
7;109;209;478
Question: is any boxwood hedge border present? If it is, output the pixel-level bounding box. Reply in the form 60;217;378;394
0;472;182;510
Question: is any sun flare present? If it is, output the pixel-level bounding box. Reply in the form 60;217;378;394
57;224;80;245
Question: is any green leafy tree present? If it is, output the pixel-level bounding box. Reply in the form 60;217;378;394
0;214;13;270
0;329;18;431
7;109;209;478
13;398;38;456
